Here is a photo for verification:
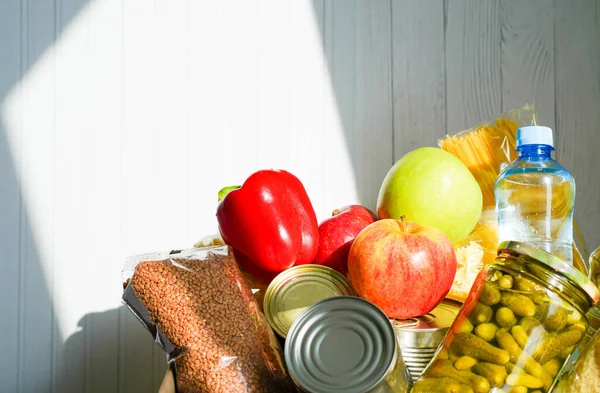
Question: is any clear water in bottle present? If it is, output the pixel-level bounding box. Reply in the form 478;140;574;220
495;126;575;264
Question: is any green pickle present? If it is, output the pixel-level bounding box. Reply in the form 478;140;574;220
453;333;510;365
469;303;493;325
455;318;475;334
508;386;528;393
499;292;536;317
479;283;501;306
505;373;543;389
411;377;467;393
514;277;543;292
496;307;517;327
531;328;583;363
454;356;478;370
498;275;514;289
537;303;567;331
412;262;592;393
474;323;498;341
510;325;529;348
471;362;507;387
519;317;541;334
430;360;490;393
541;358;561;378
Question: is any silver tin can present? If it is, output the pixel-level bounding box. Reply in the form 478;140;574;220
391;300;460;384
263;264;356;338
285;296;410;393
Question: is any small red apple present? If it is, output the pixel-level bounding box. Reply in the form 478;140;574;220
347;217;457;319
315;205;377;276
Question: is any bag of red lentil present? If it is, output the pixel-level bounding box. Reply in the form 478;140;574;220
122;245;296;393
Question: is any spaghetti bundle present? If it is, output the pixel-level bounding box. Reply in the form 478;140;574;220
439;105;536;209
439;104;589;274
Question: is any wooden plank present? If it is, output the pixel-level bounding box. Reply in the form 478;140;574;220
555;0;600;252
255;0;296;171
119;0;161;391
0;1;22;390
187;0;263;237
83;0;123;392
324;0;394;211
52;0;91;389
500;0;555;129
118;311;156;393
18;0;56;391
286;0;336;220
149;0;191;386
298;0;329;218
391;0;446;160
446;0;502;132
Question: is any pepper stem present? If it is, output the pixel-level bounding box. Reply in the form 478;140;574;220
218;185;241;201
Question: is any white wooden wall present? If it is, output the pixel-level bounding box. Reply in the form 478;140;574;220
0;1;599;392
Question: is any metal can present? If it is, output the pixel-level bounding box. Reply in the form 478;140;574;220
412;241;600;393
285;296;410;393
391;300;461;384
263;264;357;338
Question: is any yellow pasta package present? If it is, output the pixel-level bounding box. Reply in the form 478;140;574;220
441;104;589;303
439;103;537;209
441;105;537;302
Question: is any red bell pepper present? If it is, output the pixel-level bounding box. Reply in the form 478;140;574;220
216;170;319;273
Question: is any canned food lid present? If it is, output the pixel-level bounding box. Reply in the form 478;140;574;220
263;264;357;338
285;297;396;393
498;241;600;305
391;300;461;331
391;300;460;348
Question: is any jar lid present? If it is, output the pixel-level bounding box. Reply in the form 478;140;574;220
391;300;461;348
285;297;397;393
588;307;600;331
263;264;357;338
591;247;600;266
498;241;600;305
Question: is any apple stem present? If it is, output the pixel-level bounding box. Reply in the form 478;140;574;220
399;215;407;231
331;209;340;216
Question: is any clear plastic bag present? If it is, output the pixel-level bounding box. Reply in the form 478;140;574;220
438;104;537;209
440;105;537;303
122;245;295;393
439;103;537;210
553;327;600;393
447;208;499;303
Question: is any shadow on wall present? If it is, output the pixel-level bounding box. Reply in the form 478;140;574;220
54;306;164;393
310;0;395;211
0;1;393;391
0;1;164;392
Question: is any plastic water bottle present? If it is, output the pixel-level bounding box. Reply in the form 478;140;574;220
494;126;575;264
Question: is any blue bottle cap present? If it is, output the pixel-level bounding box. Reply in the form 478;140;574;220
516;126;554;147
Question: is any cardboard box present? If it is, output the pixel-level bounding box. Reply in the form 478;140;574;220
158;365;176;393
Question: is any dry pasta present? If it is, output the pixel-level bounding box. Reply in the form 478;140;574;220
439;117;521;209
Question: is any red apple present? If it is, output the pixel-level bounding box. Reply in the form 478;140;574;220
347;217;457;319
315;205;377;276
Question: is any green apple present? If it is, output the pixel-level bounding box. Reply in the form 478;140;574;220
377;147;482;244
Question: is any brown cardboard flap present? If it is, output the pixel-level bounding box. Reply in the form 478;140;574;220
158;365;176;393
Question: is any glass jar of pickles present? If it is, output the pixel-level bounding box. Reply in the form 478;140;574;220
411;241;600;393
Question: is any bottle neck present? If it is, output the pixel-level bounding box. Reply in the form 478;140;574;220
517;144;554;158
